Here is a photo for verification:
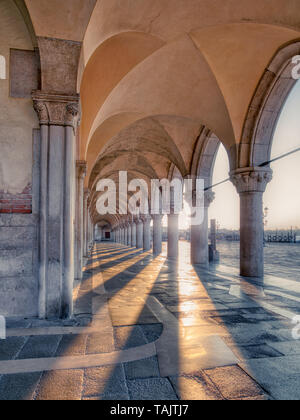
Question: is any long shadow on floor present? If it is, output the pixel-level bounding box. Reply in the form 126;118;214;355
190;263;295;398
100;254;181;400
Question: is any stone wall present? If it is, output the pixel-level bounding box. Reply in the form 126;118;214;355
0;214;38;317
0;0;40;317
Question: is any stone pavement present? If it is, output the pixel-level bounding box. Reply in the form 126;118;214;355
216;241;300;282
0;242;300;400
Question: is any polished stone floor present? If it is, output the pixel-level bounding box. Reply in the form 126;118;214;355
215;240;300;281
0;241;300;400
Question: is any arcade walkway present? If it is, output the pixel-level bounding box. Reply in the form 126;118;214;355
0;242;299;400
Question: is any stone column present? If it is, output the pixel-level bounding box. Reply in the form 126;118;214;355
131;221;137;247
33;92;79;319
136;218;144;249
127;223;132;246
121;226;124;245
168;213;179;259
190;191;215;266
142;215;151;251
83;189;90;257
152;215;163;256
123;226;127;245
124;225;128;246
231;167;272;278
75;161;86;280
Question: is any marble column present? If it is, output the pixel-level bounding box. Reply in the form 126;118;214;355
83;189;90;257
231;167;272;278
152;215;163;256
131;221;137;247
190;191;215;266
121;226;125;245
124;225;128;246
75;161;86;280
33;92;79;319
136;218;144;249
127;223;132;246
143;216;151;251
168;213;179;259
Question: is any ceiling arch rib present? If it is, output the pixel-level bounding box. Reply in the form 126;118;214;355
87;34;235;159
190;22;300;143
82;0;300;63
85;115;190;188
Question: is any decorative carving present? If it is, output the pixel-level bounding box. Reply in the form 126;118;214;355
32;91;80;129
204;190;215;208
76;160;87;180
33;101;48;125
66;103;80;127
186;189;215;208
84;188;90;204
139;214;149;221
230;167;273;194
152;214;163;221
134;216;142;225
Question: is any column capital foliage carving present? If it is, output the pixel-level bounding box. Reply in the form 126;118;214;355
152;214;163;221
32;91;80;129
141;214;151;223
204;190;215;207
134;216;142;225
76;160;87;180
84;188;91;201
230;167;273;194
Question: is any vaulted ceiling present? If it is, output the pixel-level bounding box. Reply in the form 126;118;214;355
22;0;300;220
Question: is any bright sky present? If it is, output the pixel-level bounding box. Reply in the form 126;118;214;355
209;80;300;230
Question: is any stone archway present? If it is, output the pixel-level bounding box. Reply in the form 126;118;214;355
239;41;300;169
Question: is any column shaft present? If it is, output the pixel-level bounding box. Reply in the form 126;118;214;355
168;214;179;259
190;208;209;266
231;167;272;278
136;221;143;249
240;192;264;277
143;217;151;251
62;125;75;318
131;223;137;247
153;215;162;255
75;162;86;280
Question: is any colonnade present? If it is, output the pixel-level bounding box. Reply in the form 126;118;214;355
72;166;271;322
112;216;157;253
108;168;272;279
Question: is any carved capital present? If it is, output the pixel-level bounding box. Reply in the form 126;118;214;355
76;160;87;180
84;188;90;202
152;214;163;221
134;216;142;225
33;101;48;124
230;167;273;194
204;190;215;208
141;214;151;224
32;91;80;129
